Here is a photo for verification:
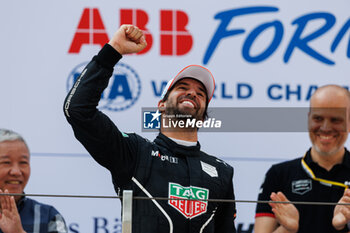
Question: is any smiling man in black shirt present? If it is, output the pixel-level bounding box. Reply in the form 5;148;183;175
255;85;350;233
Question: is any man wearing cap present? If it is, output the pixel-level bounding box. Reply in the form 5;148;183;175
64;24;236;233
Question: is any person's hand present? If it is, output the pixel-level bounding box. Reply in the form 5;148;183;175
269;192;299;233
108;24;147;55
0;189;26;233
333;189;350;231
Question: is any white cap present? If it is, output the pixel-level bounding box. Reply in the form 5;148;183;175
160;65;215;103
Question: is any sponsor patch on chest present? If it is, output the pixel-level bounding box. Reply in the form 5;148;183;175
200;161;218;177
292;179;312;195
151;150;178;164
168;182;209;219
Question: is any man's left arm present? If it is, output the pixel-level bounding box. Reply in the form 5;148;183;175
332;189;350;232
214;168;236;233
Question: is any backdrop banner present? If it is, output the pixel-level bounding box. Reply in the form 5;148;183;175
1;0;349;232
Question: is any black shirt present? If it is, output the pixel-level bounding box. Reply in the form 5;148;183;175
256;148;350;233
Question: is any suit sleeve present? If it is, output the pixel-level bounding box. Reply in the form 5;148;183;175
214;166;237;233
63;44;137;187
47;207;68;233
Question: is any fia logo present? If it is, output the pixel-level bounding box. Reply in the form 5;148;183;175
143;110;161;129
67;62;141;112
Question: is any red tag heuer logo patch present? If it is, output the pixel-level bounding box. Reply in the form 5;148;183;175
168;182;209;219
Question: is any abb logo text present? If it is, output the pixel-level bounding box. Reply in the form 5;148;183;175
68;8;193;55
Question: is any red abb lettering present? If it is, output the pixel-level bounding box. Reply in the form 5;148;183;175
68;8;109;53
120;9;153;55
69;9;193;56
160;10;193;55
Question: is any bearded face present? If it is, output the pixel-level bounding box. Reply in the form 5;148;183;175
159;78;207;122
